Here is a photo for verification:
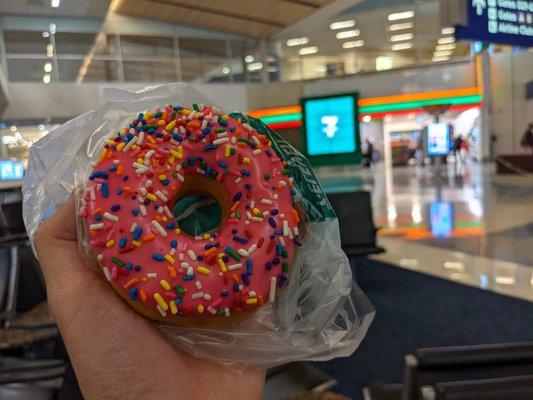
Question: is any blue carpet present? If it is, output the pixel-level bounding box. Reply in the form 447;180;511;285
316;257;533;400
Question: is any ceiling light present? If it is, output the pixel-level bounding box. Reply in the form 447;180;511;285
436;43;456;51
390;33;414;42
286;37;309;46
441;27;455;35
388;11;414;21
51;0;60;7
44;62;52;72
438;36;455;44
42;74;51;84
10;125;17;132
389;22;414;31
391;42;413;51
247;62;263;71
433;50;453;57
314;66;327;73
362;115;372;122
244;55;254;63
342;40;365;49
335;30;360;39
38;124;46;131
298;46;318;55
222;67;230;74
46;43;54;57
49;23;56;34
330;20;356;30
42;31;50;38
432;56;450;62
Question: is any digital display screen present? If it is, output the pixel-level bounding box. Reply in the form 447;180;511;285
455;0;533;48
0;160;24;180
302;95;358;157
427;123;450;156
429;201;454;238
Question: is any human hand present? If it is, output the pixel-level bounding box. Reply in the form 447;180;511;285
34;197;265;400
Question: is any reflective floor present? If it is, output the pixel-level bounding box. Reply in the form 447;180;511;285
316;160;533;302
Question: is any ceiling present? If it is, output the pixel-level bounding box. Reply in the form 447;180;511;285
276;0;469;62
113;0;336;38
0;0;112;18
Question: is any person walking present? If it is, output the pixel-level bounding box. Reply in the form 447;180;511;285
520;123;533;155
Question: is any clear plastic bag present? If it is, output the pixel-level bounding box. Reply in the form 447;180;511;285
22;83;374;366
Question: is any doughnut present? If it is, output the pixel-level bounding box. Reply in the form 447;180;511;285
79;104;301;326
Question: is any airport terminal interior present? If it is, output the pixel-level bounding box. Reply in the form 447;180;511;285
0;0;532;399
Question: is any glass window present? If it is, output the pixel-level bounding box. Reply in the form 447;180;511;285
179;38;228;82
123;60;177;82
57;59;121;82
54;32;118;56
4;30;50;55
6;58;50;82
120;35;174;58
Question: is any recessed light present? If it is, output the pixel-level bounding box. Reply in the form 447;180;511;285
49;23;56;34
438;36;455;44
286;37;309;46
44;62;52;72
10;125;17;132
435;43;456;51
42;74;51;84
38;124;46;131
388;22;414;31
433;50;453;57
362;115;372;122
247;62;263;71
388;11;414;21
42;31;50;38
335;30;360;39
390;33;414;42
222;67;230;74
244;55;254;63
342;40;365;49
391;42;413;51
432;56;450;62
51;0;60;8
330;20;356;30
298;46;318;55
441;27;455;35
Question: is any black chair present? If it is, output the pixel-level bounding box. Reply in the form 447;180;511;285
364;342;533;400
402;342;533;400
429;374;533;400
326;191;384;257
0;357;66;400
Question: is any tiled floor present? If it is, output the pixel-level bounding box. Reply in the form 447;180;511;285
316;160;533;302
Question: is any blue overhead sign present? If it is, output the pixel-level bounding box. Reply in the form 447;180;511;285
455;0;533;47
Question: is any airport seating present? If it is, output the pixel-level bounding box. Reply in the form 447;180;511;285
427;374;533;400
0;203;65;400
363;342;533;400
326;191;385;256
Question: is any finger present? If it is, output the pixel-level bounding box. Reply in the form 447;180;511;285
34;195;85;283
36;195;77;242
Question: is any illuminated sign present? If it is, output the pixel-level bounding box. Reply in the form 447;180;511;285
0;160;24;180
427;123;451;156
455;0;533;47
301;93;361;165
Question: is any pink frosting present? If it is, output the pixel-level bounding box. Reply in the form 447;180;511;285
81;105;299;319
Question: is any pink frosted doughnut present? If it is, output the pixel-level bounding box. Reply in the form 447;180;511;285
80;104;300;325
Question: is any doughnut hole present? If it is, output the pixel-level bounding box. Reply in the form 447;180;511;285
171;174;230;237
